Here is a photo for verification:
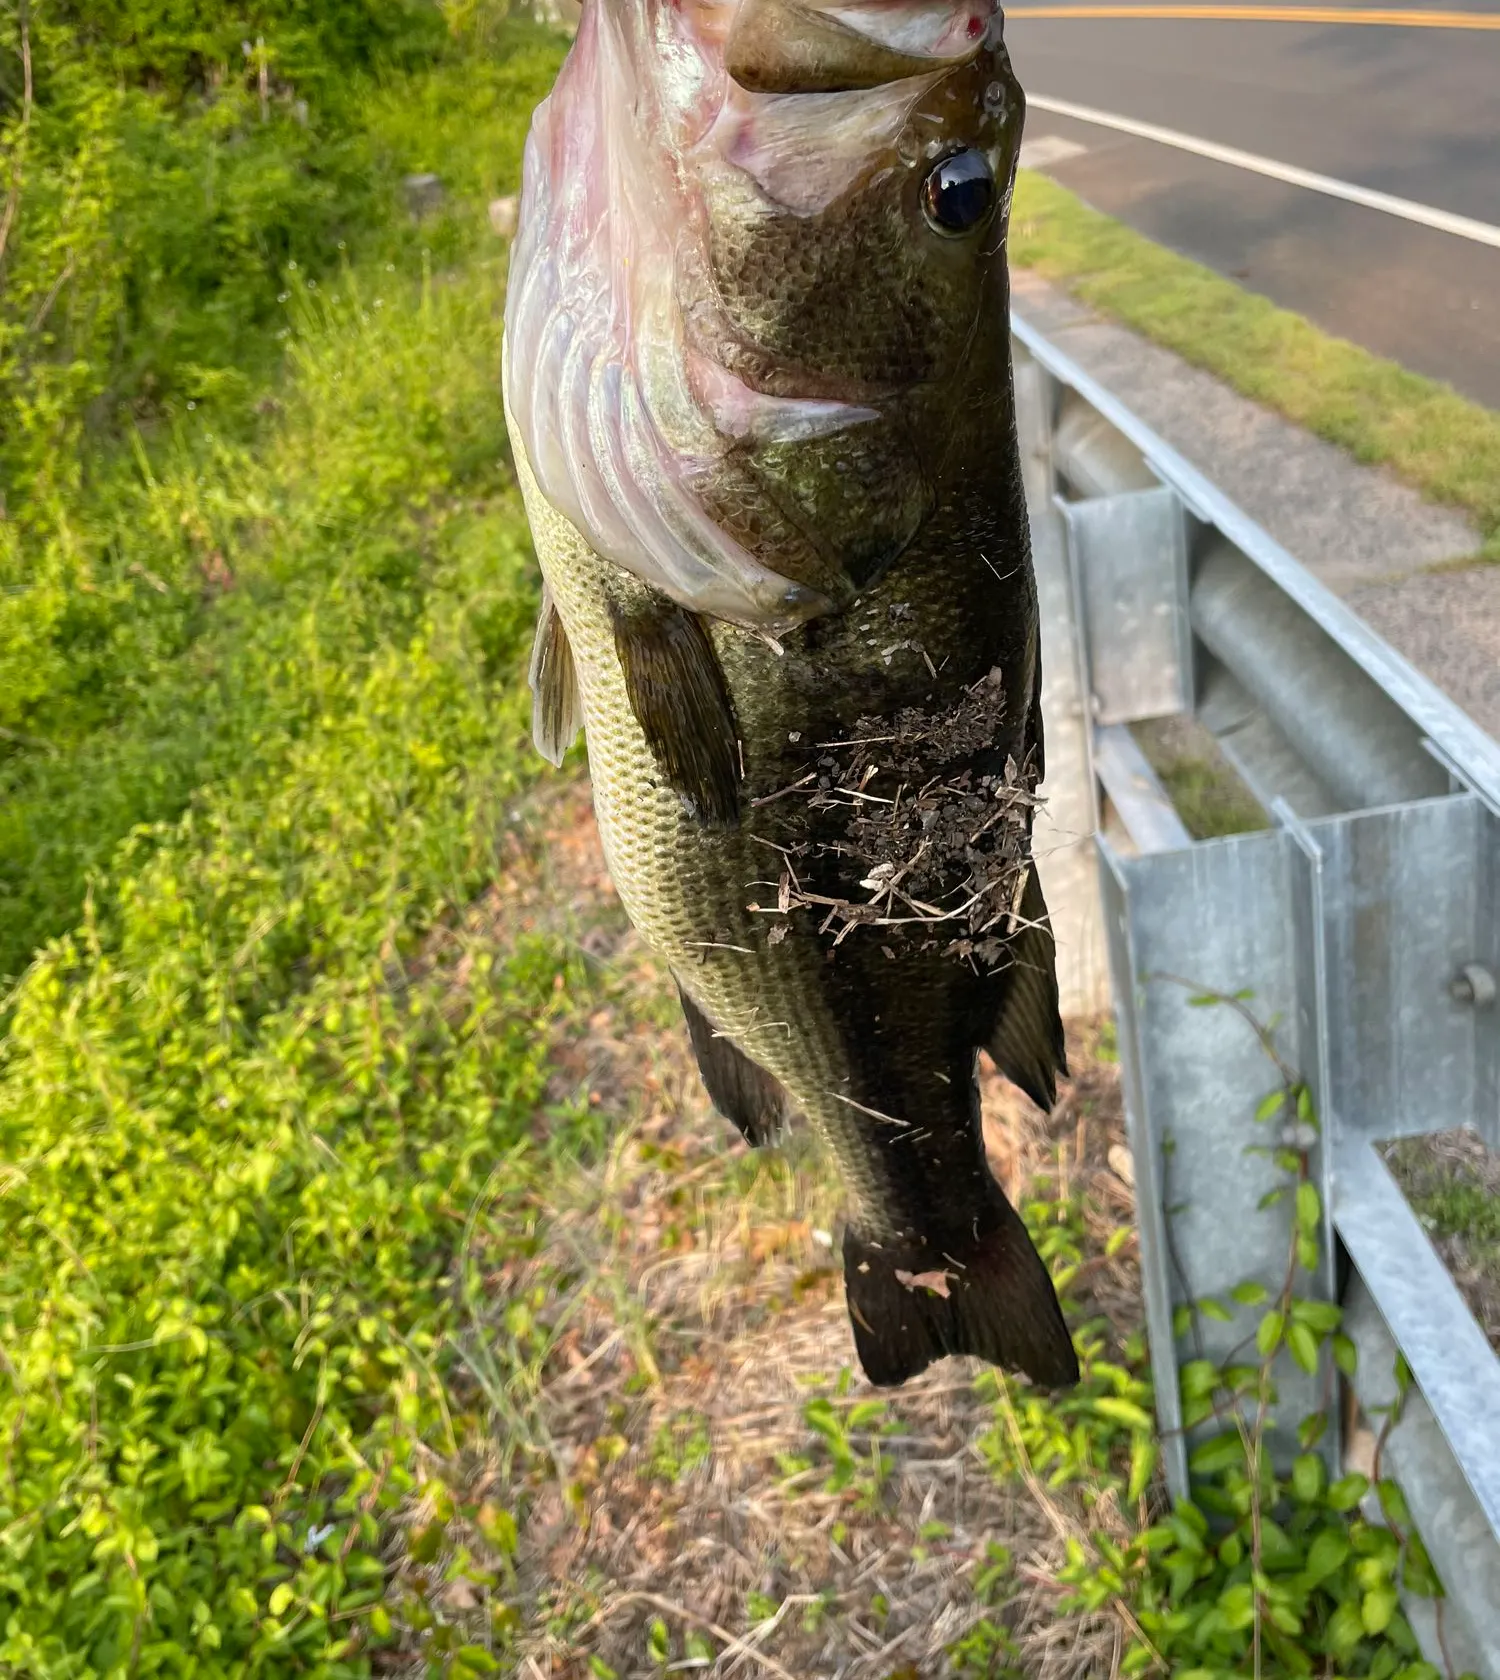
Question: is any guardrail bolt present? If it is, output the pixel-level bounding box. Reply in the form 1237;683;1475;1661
1450;963;1497;1008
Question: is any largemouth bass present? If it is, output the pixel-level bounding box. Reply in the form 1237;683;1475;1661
504;0;1078;1389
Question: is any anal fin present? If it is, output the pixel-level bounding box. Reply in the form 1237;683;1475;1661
528;586;583;768
613;601;740;825
843;1197;1078;1390
678;984;792;1148
987;864;1068;1112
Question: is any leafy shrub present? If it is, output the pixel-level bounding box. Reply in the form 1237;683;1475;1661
0;100;592;1664
959;998;1473;1680
0;2;565;976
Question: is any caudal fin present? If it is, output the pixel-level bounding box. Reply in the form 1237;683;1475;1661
842;1197;1079;1389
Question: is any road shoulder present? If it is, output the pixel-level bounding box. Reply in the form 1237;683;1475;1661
1011;264;1500;739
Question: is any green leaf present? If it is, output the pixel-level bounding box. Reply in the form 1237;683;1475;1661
1261;1517;1302;1571
1394;1352;1414;1400
1288;1322;1320;1374
457;1648;501;1672
1094;1398;1154;1432
1128;1435;1158;1504
1303;1527;1350;1583
1291;1452;1325;1504
1189;1433;1246;1477
1378;1478;1411;1528
1402;1534;1441;1599
1328;1473;1370;1512
1255;1090;1286;1122
1328;1599;1366;1656
1362;1584;1398;1635
1290;1298;1341;1333
268;1583;295;1617
1197;1296;1232;1324
1180;1360;1221;1399
1231;1281;1269;1307
1257;1310;1285;1357
1298;1411;1328;1451
1296;1182;1321;1234
1333;1334;1358;1378
1258;1186;1286;1210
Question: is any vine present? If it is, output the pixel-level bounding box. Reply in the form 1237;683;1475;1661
970;984;1480;1679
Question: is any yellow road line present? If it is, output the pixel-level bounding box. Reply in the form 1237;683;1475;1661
1008;5;1500;28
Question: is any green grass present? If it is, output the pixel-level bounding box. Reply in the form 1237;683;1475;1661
1011;170;1500;557
0;3;566;979
1131;719;1267;841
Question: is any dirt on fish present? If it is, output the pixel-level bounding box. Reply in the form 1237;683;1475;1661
754;670;1038;970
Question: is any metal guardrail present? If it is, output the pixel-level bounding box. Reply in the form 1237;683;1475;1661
1011;313;1500;1677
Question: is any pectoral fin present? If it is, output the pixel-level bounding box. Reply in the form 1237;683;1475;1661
986;865;1068;1112
613;601;741;825
528;586;583;769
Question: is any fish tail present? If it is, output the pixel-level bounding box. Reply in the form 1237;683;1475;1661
842;1199;1078;1389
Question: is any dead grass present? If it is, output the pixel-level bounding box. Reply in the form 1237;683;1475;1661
1384;1128;1500;1356
382;775;1151;1679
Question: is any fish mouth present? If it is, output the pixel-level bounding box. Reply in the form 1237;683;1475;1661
725;0;999;95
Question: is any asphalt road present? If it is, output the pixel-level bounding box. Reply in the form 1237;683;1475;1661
1005;3;1500;408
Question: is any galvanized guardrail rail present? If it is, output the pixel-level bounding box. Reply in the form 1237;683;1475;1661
1012;313;1500;1677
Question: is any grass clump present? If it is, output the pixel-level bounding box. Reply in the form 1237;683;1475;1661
1130;716;1268;841
1010;170;1500;556
1384;1129;1500;1357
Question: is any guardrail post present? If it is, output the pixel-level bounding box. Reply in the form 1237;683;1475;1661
1012;342;1112;1019
1011;309;1500;1679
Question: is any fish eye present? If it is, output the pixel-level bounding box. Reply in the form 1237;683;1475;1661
920;149;996;237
